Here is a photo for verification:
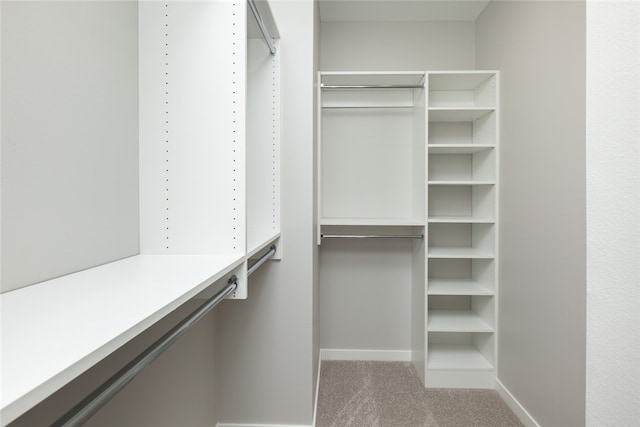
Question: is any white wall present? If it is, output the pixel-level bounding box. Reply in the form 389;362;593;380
586;1;640;425
319;21;475;355
475;2;586;426
0;1;139;292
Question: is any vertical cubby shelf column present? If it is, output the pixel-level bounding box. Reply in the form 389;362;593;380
425;71;499;389
139;1;248;296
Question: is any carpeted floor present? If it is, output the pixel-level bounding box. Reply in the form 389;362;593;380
315;361;524;427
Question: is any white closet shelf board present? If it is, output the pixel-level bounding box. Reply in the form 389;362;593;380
427;344;494;370
428;144;494;154
428;180;496;186
321;218;425;226
246;232;281;258
321;71;425;87
428;310;493;332
428;108;494;122
428;279;494;296
0;254;244;425
428;216;494;223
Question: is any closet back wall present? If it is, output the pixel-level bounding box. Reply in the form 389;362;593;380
1;1;139;292
319;21;475;356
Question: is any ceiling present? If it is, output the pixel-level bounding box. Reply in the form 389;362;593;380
318;0;492;22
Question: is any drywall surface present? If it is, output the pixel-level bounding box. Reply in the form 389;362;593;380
215;1;318;424
319;20;474;356
585;1;640;425
476;2;586;426
321;21;475;71
0;1;139;292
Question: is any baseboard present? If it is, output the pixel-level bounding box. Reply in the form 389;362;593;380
312;355;321;427
495;379;540;427
217;424;311;427
320;348;412;361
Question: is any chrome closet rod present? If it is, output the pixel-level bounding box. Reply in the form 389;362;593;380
322;234;424;239
52;276;239;427
248;0;277;55
321;84;423;89
247;244;277;277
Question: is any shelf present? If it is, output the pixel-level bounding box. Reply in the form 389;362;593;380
428;216;494;223
428;180;495;186
428;72;496;92
428;279;494;296
428;247;494;259
428;144;494;154
321;217;425;226
247;231;281;258
427;343;494;371
0;254;244;423
428;108;494;122
428;310;493;332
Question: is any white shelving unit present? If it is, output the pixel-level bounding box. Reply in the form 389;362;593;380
317;70;498;390
0;1;281;424
426;71;498;389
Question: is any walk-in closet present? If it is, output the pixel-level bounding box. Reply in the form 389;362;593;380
1;1;638;426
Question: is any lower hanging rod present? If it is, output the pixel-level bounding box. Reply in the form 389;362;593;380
52;275;239;427
247;244;277;277
322;234;424;239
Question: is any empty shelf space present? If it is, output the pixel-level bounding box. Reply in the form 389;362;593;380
427;343;494;371
428;279;494;296
428;108;494;122
428;144;495;154
428;310;493;332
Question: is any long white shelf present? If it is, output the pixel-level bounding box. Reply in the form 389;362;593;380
428;180;496;186
0;253;244;425
427;343;494;370
428;310;493;332
428;279;494;296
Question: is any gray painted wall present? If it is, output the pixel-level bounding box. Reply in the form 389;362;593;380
319;21;475;354
475;2;586;426
215;1;319;424
1;1;139;292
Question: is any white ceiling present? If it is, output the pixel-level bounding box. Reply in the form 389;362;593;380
319;0;492;22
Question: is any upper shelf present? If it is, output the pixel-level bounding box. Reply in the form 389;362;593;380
0;254;244;424
321;71;425;89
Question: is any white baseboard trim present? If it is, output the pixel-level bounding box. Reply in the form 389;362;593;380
312;356;321;427
320;348;412;361
495;379;540;427
217;424;311;427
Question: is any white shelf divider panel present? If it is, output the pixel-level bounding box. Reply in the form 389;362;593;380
139;0;246;258
0;254;244;425
246;35;281;257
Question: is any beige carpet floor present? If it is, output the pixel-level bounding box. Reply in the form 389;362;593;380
316;361;524;427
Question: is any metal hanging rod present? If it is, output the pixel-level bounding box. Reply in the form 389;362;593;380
321;84;424;90
321;234;424;239
52;275;239;427
247;244;277;277
248;0;277;56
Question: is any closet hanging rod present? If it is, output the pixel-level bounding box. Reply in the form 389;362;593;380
321;84;424;90
52;275;239;427
248;0;277;55
247;244;277;277
322;234;424;239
